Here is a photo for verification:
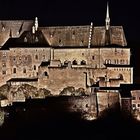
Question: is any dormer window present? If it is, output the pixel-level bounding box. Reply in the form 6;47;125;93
35;36;39;42
80;40;84;46
2;26;5;32
24;37;27;42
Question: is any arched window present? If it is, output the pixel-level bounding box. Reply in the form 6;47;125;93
64;60;68;65
44;71;48;76
35;36;39;42
81;60;86;65
118;74;123;80
72;60;77;65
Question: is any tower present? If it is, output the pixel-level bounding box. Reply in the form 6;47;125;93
35;17;38;31
105;2;110;30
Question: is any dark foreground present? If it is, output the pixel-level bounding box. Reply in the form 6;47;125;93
0;97;140;140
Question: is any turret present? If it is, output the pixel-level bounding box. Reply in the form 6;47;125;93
105;2;110;30
35;17;38;31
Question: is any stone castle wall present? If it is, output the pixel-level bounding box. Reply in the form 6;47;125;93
0;45;132;96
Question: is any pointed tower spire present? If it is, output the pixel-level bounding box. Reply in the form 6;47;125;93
105;2;110;30
35;17;38;31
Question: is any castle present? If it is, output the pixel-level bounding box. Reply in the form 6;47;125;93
0;3;133;96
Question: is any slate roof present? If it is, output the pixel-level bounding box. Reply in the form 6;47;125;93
40;25;127;47
0;20;33;46
1;30;50;49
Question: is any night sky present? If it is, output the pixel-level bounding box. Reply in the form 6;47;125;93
0;0;140;82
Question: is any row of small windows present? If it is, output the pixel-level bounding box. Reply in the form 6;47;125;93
12;66;37;74
105;59;128;64
113;68;130;71
24;36;39;43
64;60;86;65
12;55;45;61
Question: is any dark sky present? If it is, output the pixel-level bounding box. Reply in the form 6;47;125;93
0;0;140;82
0;0;139;43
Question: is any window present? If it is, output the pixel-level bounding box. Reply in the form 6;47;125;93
13;68;16;73
23;68;26;73
35;55;38;60
72;31;75;39
81;60;86;65
44;71;48;76
72;60;77;65
2;52;6;57
2;70;6;75
64;60;68;65
35;36;39;42
34;65;36;70
24;37;27;42
120;59;124;64
80;40;84;46
118;74;123;80
138;104;140;107
13;56;16;61
59;39;61;43
105;59;111;64
92;56;95;60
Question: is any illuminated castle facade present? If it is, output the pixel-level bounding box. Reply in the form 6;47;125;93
0;4;133;95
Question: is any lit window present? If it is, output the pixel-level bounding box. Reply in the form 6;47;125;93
35;36;39;42
43;55;45;59
24;37;27;42
13;56;16;61
72;60;77;65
